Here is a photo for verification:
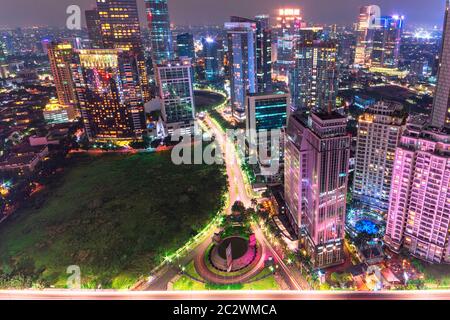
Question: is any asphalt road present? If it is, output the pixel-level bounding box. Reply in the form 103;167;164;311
1;290;449;300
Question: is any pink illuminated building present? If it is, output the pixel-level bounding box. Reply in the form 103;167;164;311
384;125;450;263
285;111;350;268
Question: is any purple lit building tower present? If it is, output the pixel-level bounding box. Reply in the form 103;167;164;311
384;125;450;263
384;2;450;263
285;111;350;268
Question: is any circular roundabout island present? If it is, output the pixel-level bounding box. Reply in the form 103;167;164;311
210;236;256;272
194;232;267;284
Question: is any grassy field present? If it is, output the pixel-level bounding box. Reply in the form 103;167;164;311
172;262;280;291
194;90;226;112
0;152;227;289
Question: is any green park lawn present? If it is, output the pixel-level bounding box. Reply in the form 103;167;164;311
172;262;280;291
0;151;227;289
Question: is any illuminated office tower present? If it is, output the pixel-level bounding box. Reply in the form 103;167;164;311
275;8;304;75
254;15;272;92
176;33;195;60
354;5;378;66
230;16;272;93
202;36;221;83
47;42;78;107
95;0;150;102
384;125;450;263
353;101;406;214
289;40;338;112
72;49;145;141
85;9;103;48
156;57;195;135
431;0;450;128
145;0;173;65
371;15;404;68
246;92;290;148
285;111;350;268
225;21;257;120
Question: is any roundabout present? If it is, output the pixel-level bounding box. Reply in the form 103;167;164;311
194;231;268;285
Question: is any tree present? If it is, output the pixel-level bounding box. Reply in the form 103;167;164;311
354;231;372;248
231;201;245;215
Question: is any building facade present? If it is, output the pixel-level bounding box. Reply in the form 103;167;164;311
95;0;150;102
354;5;378;66
145;0;173;65
431;0;450;128
353;101;406;214
156;57;195;135
384;125;450;263
85;9;103;49
246;92;290;147
225;21;257;120
176;33;195;60
202;37;221;83
47;42;78;107
371;15;404;68
285;112;350;268
72;49;145;141
274;8;304;76
289;40;338;112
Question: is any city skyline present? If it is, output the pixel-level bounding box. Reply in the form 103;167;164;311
0;0;447;28
0;0;450;299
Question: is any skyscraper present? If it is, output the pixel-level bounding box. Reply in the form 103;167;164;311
47;42;78;107
431;0;450;128
95;0;150;102
289;39;339;112
85;9;103;49
353;101;406;214
246;92;290;148
225;21;257;120
145;0;173;65
354;5;378;66
254;15;272;92
230;16;272;93
285;111;350;268
274;8;304;76
202;37;221;83
156;57;195;135
371;15;404;68
72;49;145;141
176;33;195;60
384;125;450;263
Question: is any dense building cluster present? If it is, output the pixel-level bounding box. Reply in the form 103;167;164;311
0;0;449;276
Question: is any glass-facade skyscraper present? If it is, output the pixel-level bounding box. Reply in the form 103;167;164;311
431;0;450;128
176;33;195;59
230;16;272;93
225;21;257;120
246;92;289;154
145;0;173;65
202;37;221;83
371;15;404;68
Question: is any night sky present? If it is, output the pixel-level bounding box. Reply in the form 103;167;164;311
0;0;446;28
